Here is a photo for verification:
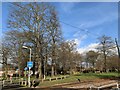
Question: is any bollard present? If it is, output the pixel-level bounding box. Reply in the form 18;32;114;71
98;87;100;90
25;81;27;86
42;79;44;82
49;78;51;81
10;79;12;84
90;86;92;90
117;83;119;90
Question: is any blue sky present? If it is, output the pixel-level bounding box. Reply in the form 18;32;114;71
2;2;118;53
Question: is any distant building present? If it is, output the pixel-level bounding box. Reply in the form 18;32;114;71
1;64;16;77
0;70;3;77
81;62;92;68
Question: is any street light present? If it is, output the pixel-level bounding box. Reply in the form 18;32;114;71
22;46;31;87
22;46;31;62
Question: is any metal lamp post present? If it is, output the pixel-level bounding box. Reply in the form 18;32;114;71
22;46;31;87
115;38;120;89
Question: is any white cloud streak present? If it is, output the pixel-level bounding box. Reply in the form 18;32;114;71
77;43;99;54
72;29;88;47
83;13;117;29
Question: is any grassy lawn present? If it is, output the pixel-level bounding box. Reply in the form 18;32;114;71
39;72;119;87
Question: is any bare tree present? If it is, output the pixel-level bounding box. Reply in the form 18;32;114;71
7;2;62;78
86;50;99;68
97;35;114;72
2;44;10;79
48;7;62;77
3;30;26;77
58;40;81;74
107;55;118;71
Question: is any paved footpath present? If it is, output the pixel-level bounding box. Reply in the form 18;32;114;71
1;80;118;90
39;79;118;90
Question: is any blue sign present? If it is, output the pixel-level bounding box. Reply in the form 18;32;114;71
24;67;28;71
27;61;33;68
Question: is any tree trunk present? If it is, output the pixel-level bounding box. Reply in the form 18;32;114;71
104;51;107;72
18;40;22;79
54;65;57;76
38;59;42;79
4;64;8;79
51;64;54;77
3;57;8;79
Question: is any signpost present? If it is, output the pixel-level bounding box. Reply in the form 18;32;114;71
27;61;33;87
115;38;120;89
22;46;33;87
27;61;33;68
24;67;28;71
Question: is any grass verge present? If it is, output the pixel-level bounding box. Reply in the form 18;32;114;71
39;72;118;87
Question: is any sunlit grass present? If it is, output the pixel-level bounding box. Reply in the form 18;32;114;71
39;72;118;87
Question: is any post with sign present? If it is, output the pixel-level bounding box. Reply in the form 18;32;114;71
27;61;33;87
22;46;33;87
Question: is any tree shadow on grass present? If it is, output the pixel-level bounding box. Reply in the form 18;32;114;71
74;72;120;80
92;73;120;80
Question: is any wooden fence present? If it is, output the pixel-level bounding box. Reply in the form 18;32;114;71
1;75;69;86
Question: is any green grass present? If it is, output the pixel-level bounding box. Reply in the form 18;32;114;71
9;72;118;87
39;72;119;87
45;74;69;79
78;72;118;78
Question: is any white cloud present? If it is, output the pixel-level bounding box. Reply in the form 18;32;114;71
77;43;118;55
77;43;99;54
82;12;118;29
65;34;87;49
74;38;80;45
73;34;87;47
73;30;88;37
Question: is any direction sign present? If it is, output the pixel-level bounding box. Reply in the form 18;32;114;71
24;67;28;71
27;61;33;68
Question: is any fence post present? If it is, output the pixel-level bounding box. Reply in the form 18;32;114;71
49;78;51;81
25;80;27;86
21;79;23;85
10;79;12;84
98;87;100;90
2;80;5;87
117;83;119;90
